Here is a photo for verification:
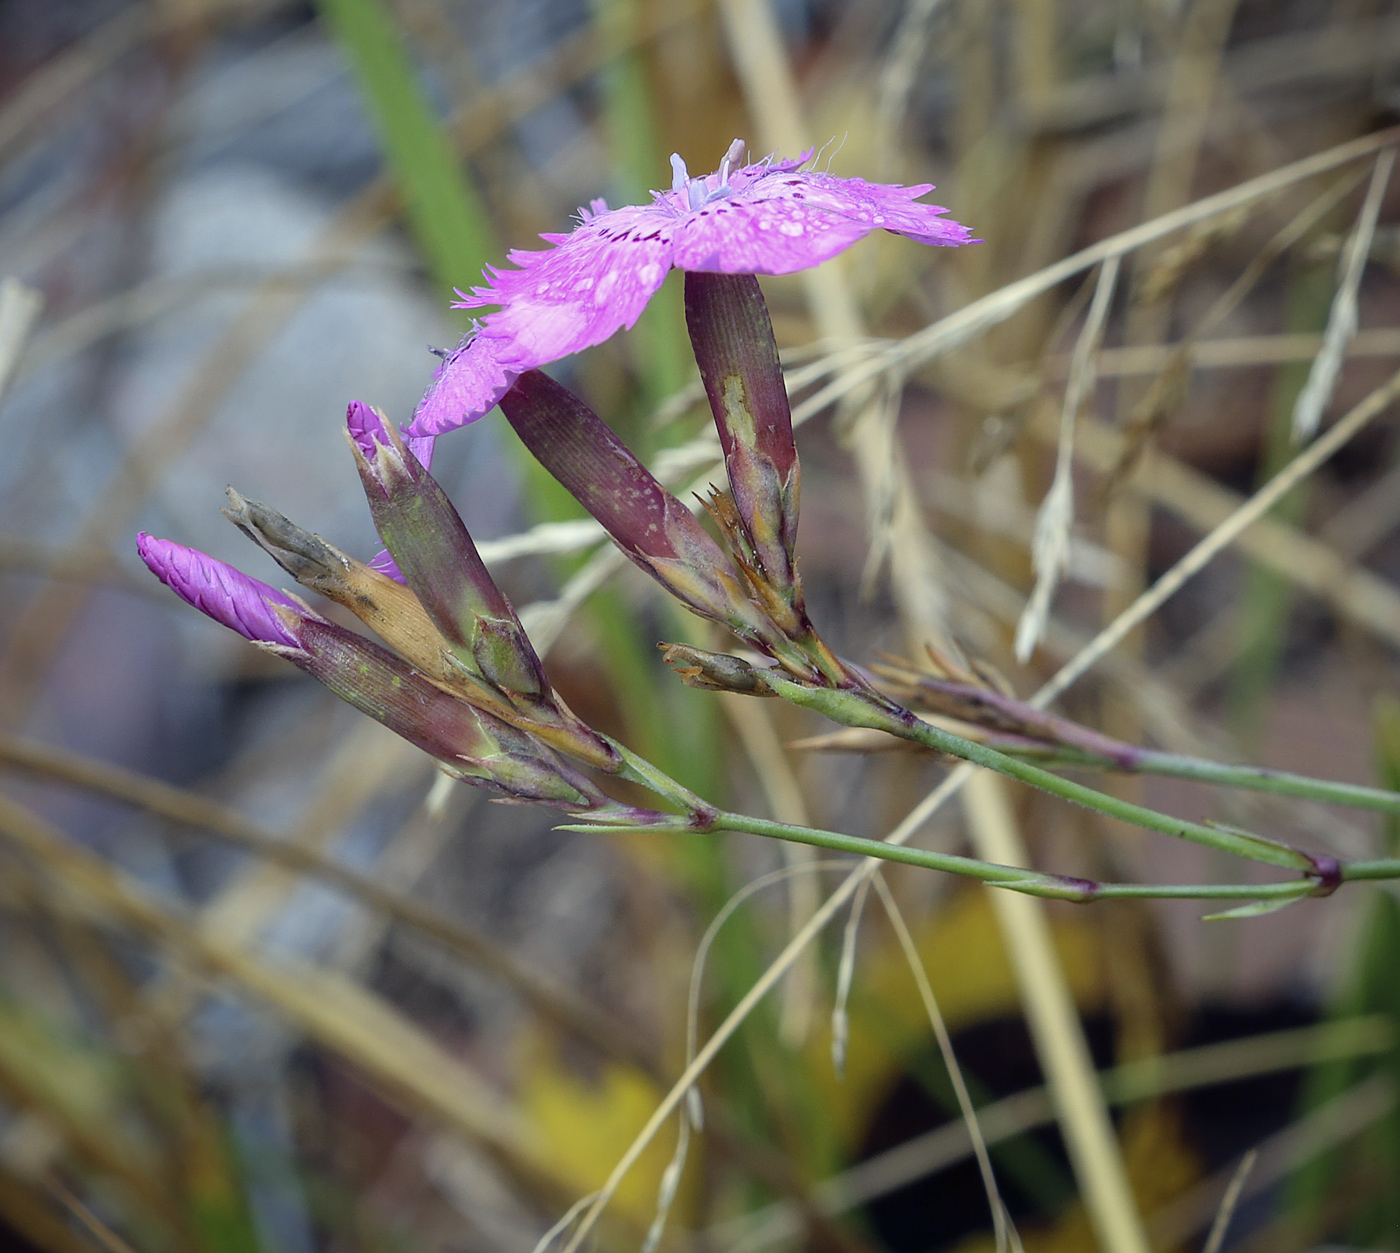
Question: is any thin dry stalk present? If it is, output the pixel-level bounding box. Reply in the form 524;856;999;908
1038;362;1400;703
0;279;43;408
1073;325;1400;376
716;0;956;650
0;224;363;726
872;0;946;175
798;127;1400;418
719;694;821;1046
829;872;873;1075
712;7;1145;1246
0;1;712;726
1016;255;1120;660
0;792;627;1219
960;770;1151;1253
1044;409;1400;651
872;874;1019;1253
1292;150;1395;441
555;765;978;1253
554;360;1400;1253
1147;1072;1394;1247
1098;166;1368;493
0;733;654;1071
1200;1149;1257;1253
707;1016;1392;1249
192;725;421;948
42;1173;141;1253
651;861;844;1253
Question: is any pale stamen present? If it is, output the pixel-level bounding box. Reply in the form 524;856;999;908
670;153;690;192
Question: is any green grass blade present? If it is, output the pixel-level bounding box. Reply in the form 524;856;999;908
314;0;496;294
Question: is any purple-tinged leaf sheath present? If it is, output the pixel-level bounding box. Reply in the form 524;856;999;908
138;534;306;648
348;402;545;698
684;272;803;622
499;371;788;650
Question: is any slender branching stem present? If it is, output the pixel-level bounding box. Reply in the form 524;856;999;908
1099;749;1400;815
888;672;1400;814
905;707;1400;815
761;674;1324;873
1340;858;1400;882
710;812;1325;903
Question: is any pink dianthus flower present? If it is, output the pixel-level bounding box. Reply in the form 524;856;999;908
409;140;974;437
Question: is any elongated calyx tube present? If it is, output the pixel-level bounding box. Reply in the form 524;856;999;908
499;369;798;660
684;272;803;628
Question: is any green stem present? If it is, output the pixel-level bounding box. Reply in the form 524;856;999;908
1341;859;1400;882
994;742;1400;816
711;812;1322;903
897;673;1400;815
1135;750;1400;815
585;723;1383;904
610;738;715;815
569;807;1328;901
763;674;1318;873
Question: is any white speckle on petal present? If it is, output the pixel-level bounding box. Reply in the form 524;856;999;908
574;277;594;290
638;263;661;285
779;221;804;236
595;271;618;301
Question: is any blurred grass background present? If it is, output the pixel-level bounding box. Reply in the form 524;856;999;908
2;0;1400;1249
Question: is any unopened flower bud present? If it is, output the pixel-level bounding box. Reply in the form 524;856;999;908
137;534;647;815
499;370;796;660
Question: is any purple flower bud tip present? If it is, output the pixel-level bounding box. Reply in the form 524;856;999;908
406;144;975;439
346;400;436;470
137;533;303;648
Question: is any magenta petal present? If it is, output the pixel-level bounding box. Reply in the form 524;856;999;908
464;205;675;363
346;400;389;460
671;193;871;274
137;533;303;647
347;402;434;580
672;169;968;274
412;145;975;436
790;171;977;246
409;331;519;437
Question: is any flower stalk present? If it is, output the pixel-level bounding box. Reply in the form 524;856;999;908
878;664;1400;816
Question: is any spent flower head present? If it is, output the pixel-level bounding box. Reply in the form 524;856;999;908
411;140;974;436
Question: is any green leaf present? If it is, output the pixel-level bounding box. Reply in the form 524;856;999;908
1201;895;1306;921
